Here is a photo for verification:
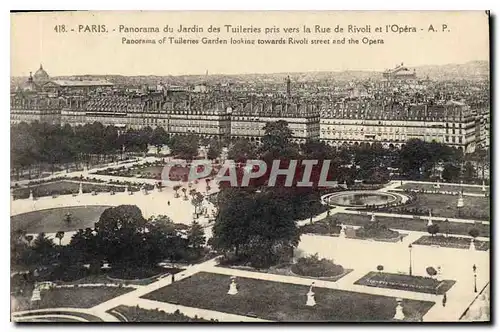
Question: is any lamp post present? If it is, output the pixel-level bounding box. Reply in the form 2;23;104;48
408;244;413;276
473;264;477;293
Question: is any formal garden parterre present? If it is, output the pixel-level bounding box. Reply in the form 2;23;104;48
306;213;490;238
382;193;489;220
141;272;435;322
397;182;489;195
355;271;456;295
12;180;155;200
412;235;490;251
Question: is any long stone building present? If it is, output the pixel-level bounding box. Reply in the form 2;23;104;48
10;66;488;153
320;100;479;153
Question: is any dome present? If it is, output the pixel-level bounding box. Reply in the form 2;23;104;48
33;64;49;82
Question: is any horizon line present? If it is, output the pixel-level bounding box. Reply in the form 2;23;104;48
10;59;489;79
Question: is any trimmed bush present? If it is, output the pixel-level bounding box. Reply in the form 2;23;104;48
291;254;344;278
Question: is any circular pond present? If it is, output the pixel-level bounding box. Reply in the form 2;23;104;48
11;205;112;233
322;191;401;208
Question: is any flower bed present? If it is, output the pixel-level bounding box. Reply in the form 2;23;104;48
108;306;215;322
12;180;141;199
355;271;456;295
352;220;401;241
398;183;488;194
291;255;345;278
332;213;490;238
381;193;490;221
299;218;342;236
412;235;490;251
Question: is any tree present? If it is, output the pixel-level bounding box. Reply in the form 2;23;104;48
188;220;206;250
207;143;221;160
468;228;480;239
24;235;33;245
441;163;461;182
427;224;440;237
173;185;181;198
32;232;57;266
191;192;204;216
426;266;437;278
55;231;65;246
443;219;450;237
94;205;148;267
260;120;299;160
463;161;475;182
170;134;199;161
150;126;169;153
212;188;300;268
228;139;257;163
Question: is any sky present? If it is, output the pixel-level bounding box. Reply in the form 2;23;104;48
10;11;490;77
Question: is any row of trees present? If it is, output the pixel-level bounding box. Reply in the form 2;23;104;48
226;121;486;183
11;121;230;179
12;120;486;183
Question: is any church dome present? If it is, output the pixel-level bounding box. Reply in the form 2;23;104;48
33;64;49;82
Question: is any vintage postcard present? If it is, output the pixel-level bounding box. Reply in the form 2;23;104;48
10;10;490;323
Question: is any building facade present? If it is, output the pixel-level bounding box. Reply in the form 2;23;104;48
231;100;320;144
320;100;478;153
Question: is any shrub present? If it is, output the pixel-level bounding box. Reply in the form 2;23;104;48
468;228;480;239
356;221;400;239
291;254;344;278
426;266;437;277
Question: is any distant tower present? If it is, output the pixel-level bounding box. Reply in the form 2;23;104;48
286;75;291;98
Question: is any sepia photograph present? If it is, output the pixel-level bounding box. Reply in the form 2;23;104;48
9;10;490;323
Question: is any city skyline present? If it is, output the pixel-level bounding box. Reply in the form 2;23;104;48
11;11;489;77
11;59;490;78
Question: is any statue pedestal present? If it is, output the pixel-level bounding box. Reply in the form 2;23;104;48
306;291;316;307
470;239;476;251
339;226;346;238
393;302;405;320
227;280;238;295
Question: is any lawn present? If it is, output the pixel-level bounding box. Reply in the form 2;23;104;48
107;266;185;281
412;235;490;251
94;163;167;180
332;213;490;238
386;193;490;220
355;271;456;295
13;181;130;199
398;183;488;195
219;263;352;283
141;272;435;322
11;205;111;233
12;286;134;312
108;305;216;322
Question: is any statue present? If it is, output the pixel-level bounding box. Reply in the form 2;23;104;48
393;298;405;320
306;283;316;307
227;276;238;295
427;210;433;227
457;191;464;209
